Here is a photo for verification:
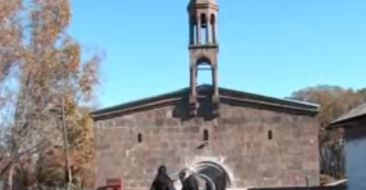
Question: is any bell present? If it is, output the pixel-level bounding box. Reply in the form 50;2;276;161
201;20;208;28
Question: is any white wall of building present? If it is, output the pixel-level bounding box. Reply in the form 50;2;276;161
345;137;366;190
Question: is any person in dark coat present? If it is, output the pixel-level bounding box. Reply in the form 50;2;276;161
150;165;175;190
179;171;199;190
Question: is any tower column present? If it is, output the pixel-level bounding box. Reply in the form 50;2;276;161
190;65;197;98
212;13;218;44
190;64;199;116
188;17;193;45
189;19;194;45
212;66;219;103
196;15;201;44
206;21;211;44
213;23;217;44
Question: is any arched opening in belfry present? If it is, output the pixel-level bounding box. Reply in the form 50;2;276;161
200;13;209;44
196;57;213;86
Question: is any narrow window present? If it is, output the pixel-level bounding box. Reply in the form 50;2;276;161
268;130;273;140
203;129;209;141
138;133;142;143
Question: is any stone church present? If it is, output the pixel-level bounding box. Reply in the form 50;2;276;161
92;0;320;189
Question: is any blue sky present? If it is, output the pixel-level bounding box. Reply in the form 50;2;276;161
69;0;366;108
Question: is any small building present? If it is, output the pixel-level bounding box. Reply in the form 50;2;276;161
92;0;321;189
330;103;366;190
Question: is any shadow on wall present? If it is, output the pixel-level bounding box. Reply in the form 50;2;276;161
173;91;219;122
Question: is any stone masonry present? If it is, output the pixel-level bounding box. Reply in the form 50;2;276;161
93;87;320;190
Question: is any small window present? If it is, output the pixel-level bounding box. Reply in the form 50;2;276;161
268;130;273;140
203;129;209;141
138;133;142;143
200;13;207;27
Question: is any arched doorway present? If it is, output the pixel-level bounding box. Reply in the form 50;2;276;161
182;161;231;190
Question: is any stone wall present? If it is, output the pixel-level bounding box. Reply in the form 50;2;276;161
94;100;320;190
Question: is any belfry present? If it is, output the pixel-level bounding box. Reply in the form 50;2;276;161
188;0;219;115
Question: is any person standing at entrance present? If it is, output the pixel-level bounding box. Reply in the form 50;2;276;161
150;165;175;190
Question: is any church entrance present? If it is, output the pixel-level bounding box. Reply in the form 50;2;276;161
181;161;231;190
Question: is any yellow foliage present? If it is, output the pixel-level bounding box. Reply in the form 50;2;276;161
1;0;100;189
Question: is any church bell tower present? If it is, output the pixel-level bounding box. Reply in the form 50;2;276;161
188;0;219;115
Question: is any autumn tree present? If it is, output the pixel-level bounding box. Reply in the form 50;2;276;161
0;0;100;189
0;0;21;127
0;0;22;83
290;85;365;182
0;0;24;182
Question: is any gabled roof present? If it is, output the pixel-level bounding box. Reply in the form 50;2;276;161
91;85;319;120
331;102;366;126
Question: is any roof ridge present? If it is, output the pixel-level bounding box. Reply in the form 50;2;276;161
92;86;319;120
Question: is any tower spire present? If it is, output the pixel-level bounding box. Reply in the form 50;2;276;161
188;0;219;116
